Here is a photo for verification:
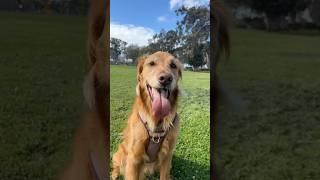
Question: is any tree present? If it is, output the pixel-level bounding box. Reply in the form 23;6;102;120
311;1;320;26
175;5;210;68
64;0;88;15
125;45;141;64
189;43;206;68
142;5;209;69
146;29;180;55
110;38;127;62
228;0;312;31
154;29;179;54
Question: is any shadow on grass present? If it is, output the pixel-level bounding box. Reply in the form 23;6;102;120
171;155;209;179
145;155;209;180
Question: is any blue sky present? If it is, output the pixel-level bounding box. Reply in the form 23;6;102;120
111;0;178;31
110;0;209;46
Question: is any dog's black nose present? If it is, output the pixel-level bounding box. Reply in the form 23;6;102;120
159;74;173;86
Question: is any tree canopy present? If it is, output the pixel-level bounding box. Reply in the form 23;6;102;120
110;38;127;62
109;5;210;69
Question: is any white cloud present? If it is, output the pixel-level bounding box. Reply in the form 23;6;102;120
157;16;168;22
170;0;182;9
110;22;155;47
170;0;209;10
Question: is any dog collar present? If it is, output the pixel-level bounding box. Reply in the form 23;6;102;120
138;111;177;162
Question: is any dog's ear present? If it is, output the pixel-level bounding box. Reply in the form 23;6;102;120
136;55;148;96
136;55;148;82
176;58;183;79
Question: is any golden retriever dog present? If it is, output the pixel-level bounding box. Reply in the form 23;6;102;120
59;0;109;179
112;51;182;180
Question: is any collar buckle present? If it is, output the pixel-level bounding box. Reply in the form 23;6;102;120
151;136;161;144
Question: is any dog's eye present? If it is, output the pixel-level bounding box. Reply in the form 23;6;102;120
149;61;155;66
170;63;177;69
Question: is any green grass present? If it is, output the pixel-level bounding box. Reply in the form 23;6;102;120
110;65;210;179
217;28;320;179
2;11;319;180
0;12;210;179
0;12;87;179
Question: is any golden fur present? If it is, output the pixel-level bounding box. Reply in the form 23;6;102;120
59;0;109;179
112;52;182;180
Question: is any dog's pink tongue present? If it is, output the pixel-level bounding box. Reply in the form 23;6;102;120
152;89;171;121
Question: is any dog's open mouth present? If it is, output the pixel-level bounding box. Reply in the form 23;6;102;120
146;83;171;121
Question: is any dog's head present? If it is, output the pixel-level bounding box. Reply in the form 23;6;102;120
136;51;182;121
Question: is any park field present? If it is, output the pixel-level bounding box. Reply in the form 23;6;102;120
0;12;210;179
217;29;320;179
1;11;320;180
0;12;88;179
110;65;210;179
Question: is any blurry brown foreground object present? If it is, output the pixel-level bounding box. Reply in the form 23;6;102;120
59;0;109;179
211;0;230;179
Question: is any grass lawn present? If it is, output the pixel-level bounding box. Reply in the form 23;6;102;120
217;28;320;179
1;11;319;180
110;65;210;179
0;12;87;179
0;12;210;179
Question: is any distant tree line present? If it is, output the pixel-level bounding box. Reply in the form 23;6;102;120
226;0;320;31
0;0;88;15
110;5;210;70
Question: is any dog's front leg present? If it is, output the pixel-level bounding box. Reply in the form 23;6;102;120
125;140;145;180
159;154;173;180
125;154;141;180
